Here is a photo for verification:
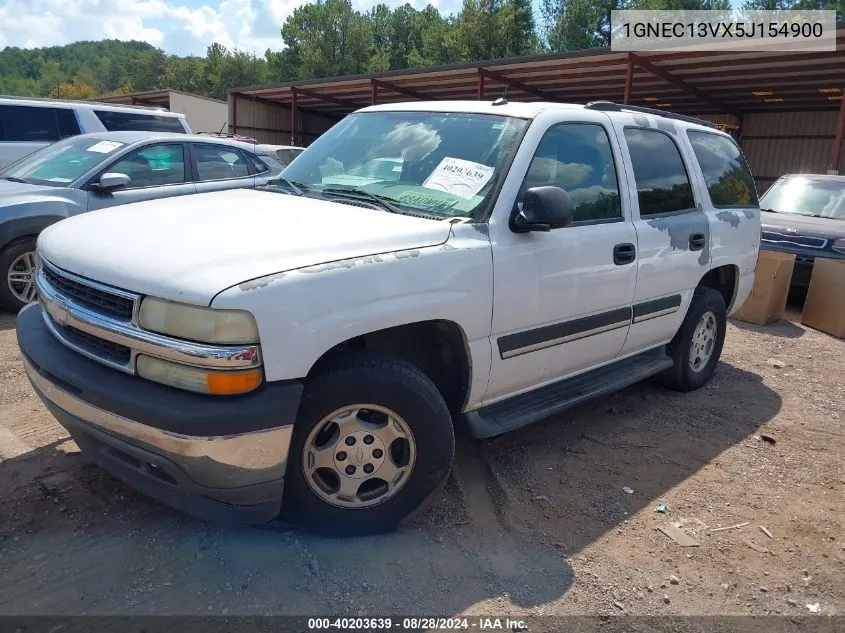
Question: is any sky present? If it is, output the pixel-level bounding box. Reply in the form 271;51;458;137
0;0;463;56
0;0;745;57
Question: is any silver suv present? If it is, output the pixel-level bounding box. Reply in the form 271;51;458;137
0;96;192;169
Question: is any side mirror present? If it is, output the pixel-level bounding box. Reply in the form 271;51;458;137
93;173;131;192
510;186;575;233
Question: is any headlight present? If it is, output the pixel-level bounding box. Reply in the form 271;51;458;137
136;355;262;395
138;297;259;344
832;238;845;255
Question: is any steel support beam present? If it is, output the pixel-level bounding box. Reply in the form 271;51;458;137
624;53;633;105
630;53;737;117
294;86;361;110
230;95;237;135
829;92;845;173
477;67;555;100
290;87;298;146
372;78;434;101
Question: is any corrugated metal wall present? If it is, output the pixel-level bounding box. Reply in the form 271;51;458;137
228;95;844;189
169;92;228;134
229;94;337;146
739;111;845;193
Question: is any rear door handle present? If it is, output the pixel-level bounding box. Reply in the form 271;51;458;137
689;233;706;251
613;242;636;265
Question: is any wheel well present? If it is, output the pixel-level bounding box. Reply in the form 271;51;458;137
308;320;472;415
698;265;738;310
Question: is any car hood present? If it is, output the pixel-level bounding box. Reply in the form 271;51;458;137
760;210;845;239
0;179;69;206
38;188;452;305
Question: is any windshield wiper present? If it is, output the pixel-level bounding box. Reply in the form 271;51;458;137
760;208;779;214
322;186;404;215
265;177;306;195
1;176;27;183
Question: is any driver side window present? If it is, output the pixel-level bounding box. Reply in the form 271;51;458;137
107;144;186;189
522;123;622;224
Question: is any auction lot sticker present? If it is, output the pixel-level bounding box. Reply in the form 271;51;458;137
423;157;494;200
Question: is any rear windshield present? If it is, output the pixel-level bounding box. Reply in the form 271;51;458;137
94;110;187;134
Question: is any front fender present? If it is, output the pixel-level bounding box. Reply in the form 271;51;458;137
0;204;70;249
212;225;494;404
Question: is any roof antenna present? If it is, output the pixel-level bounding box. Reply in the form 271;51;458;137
492;84;508;106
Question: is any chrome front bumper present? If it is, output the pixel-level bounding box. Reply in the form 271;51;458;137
23;353;292;491
17;302;303;523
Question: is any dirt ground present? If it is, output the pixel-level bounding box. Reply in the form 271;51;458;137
0;306;843;621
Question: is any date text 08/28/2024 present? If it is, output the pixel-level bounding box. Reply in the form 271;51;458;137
307;617;527;630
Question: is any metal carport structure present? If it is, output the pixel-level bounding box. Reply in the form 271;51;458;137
230;26;845;189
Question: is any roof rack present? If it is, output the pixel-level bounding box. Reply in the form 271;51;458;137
584;101;719;130
0;94;169;112
196;131;259;144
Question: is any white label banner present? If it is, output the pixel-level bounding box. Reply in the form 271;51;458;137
422;157;495;200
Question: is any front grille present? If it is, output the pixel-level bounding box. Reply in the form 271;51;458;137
43;265;134;320
761;231;828;249
56;323;132;365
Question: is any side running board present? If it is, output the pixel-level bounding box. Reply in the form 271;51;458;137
463;347;673;439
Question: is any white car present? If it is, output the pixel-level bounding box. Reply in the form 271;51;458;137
0;96;191;169
255;144;305;168
16;99;760;536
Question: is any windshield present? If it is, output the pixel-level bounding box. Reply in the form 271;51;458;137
276;111;528;219
0;136;125;187
760;177;845;220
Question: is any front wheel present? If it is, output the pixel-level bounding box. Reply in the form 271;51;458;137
1;238;38;312
660;287;727;392
281;353;455;536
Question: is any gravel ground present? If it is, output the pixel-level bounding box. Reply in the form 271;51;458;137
0;307;843;621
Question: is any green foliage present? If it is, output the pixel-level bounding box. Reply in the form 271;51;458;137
5;0;838;101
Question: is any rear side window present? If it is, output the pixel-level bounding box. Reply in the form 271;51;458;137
624;128;695;216
0;105;80;142
193;144;250;181
94;110;187;134
248;153;271;174
687;131;758;208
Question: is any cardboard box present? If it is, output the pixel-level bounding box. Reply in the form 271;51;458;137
732;250;795;325
801;257;845;338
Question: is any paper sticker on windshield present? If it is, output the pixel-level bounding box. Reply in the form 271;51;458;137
422;157;494;199
86;141;124;154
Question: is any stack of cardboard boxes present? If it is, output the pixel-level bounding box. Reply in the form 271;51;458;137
733;250;844;338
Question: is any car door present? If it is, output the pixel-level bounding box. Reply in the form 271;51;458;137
189;143;257;193
608;117;712;357
87;142;197;211
484;111;638;404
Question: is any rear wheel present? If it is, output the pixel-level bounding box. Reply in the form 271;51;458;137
1;238;38;312
660;287;727;392
281;353;455;536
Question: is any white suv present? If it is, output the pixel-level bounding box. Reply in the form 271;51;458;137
0;96;191;168
17;100;761;536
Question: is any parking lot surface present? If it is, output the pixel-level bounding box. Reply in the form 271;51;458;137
0;310;843;617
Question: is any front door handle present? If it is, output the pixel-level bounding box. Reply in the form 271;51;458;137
613;242;636;265
689;233;706;251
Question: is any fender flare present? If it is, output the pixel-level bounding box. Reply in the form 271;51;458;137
0;215;66;252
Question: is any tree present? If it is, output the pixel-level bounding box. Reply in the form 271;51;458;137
499;0;542;57
281;0;373;79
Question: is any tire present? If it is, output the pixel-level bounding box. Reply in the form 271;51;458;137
281;352;455;536
660;287;727;392
0;237;38;313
